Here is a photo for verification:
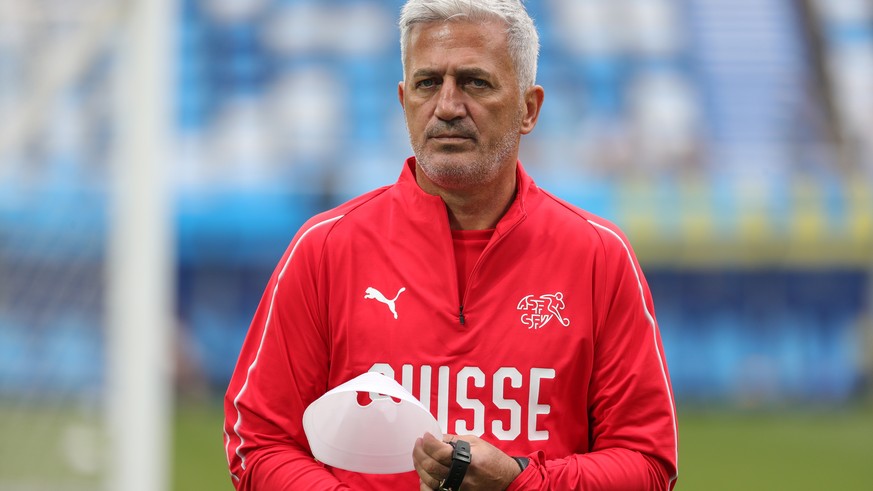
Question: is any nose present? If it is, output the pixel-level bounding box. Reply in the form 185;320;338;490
433;79;467;121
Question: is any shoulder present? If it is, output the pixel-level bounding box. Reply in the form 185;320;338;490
535;188;635;255
289;185;392;250
534;190;650;305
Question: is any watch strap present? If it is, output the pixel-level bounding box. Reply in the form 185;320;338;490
512;456;530;472
438;440;471;491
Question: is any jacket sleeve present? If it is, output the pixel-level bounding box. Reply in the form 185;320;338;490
507;222;679;491
223;217;351;491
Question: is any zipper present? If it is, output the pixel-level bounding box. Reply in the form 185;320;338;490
456;231;500;326
453;198;527;327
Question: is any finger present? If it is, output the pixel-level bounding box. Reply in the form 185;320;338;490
415;462;444;491
412;436;449;488
421;432;454;464
413;435;449;466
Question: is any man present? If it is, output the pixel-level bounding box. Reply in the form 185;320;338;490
224;1;678;490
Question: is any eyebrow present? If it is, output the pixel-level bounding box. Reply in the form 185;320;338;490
410;67;494;80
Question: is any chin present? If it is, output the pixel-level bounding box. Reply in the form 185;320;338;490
418;156;496;190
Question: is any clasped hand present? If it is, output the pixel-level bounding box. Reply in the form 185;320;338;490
412;433;522;491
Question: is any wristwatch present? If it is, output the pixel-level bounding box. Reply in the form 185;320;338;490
437;440;471;491
513;456;530;472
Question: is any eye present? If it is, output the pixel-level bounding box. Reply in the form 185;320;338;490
468;78;489;89
416;78;437;89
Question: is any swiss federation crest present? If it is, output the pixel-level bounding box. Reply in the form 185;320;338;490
517;292;571;330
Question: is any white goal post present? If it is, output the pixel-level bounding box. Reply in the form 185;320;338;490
107;1;176;491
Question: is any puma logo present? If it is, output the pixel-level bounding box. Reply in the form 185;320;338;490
364;286;406;320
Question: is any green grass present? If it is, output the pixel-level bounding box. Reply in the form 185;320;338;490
173;402;873;490
675;405;873;490
3;401;868;489
173;403;236;491
0;404;873;491
0;404;103;490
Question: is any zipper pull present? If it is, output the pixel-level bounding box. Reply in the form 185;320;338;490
459;305;466;325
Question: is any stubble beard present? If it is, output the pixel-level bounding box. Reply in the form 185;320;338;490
410;117;522;190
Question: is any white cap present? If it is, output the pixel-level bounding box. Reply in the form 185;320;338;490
302;371;443;474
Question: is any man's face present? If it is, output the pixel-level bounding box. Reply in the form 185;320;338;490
398;20;539;191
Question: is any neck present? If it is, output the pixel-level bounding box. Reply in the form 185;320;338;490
414;162;518;230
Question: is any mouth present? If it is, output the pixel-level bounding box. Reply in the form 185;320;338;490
429;132;475;144
431;135;472;144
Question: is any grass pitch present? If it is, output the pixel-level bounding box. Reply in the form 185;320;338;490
674;404;873;490
2;400;867;489
173;401;873;490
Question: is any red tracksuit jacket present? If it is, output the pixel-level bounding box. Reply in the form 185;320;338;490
224;158;678;490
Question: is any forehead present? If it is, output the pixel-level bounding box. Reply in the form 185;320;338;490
404;19;512;73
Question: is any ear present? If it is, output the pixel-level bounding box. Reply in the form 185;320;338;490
520;85;544;135
398;81;406;111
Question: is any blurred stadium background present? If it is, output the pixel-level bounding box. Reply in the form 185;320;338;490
1;0;872;489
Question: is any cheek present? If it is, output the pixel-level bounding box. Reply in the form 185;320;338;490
487;106;523;132
406;117;425;139
405;107;431;132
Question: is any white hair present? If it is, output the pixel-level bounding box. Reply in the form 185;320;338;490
399;0;540;91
